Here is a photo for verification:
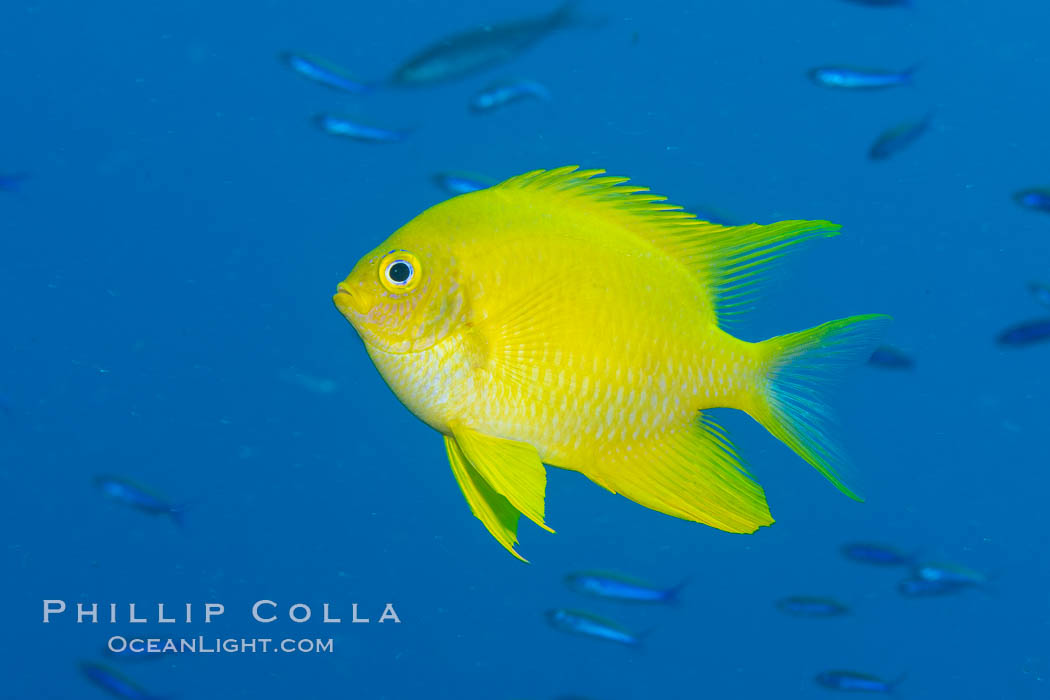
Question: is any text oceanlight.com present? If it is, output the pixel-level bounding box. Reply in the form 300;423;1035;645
108;636;336;654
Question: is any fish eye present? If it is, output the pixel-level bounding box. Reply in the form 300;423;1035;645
378;251;421;293
386;260;413;285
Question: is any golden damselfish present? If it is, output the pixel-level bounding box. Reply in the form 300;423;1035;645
334;167;888;561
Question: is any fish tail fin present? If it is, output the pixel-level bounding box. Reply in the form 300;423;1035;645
665;578;690;606
748;314;891;500
903;63;921;83
890;671;908;693
634;625;657;652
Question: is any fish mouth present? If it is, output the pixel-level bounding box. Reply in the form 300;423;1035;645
333;284;374;316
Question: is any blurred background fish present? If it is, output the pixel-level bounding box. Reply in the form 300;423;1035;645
814;670;904;694
313;114;411;143
869;113;933;160
1013;188;1050;214
432;171;497;195
808;65;916;90
564;570;685;604
469;79;551;113
774;596;850;617
391;1;582;85
79;661;166;700
997;318;1050;347
94;475;186;527
279;367;338;394
913;561;989;588
0;172;28;192
279;51;372;93
897;577;969;597
867;345;915;369
545;609;643;646
841;542;915;566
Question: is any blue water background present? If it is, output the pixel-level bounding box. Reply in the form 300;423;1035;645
2;1;1048;697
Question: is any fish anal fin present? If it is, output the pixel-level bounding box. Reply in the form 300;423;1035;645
450;425;554;534
584;414;772;534
444;435;527;562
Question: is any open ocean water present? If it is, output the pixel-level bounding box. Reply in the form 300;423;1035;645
2;1;1049;698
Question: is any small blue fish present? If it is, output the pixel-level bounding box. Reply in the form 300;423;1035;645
997;318;1050;347
868;345;914;369
869;113;932;161
815;670;905;693
914;561;988;587
841;542;914;566
565;571;685;604
1029;282;1050;309
897;577;968;597
80;662;167;700
279;51;372;93
774;596;850;617
545;609;643;646
1014;188;1050;214
432;171;496;195
0;172;28;192
808;65;916;90
469;79;551;112
94;475;185;526
314;114;411;143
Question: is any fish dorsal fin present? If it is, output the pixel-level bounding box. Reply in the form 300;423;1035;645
495;166;842;328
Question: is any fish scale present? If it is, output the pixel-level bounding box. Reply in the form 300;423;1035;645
334;166;887;560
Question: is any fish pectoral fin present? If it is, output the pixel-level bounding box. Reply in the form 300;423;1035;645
585;414;773;534
445;435;527;562
450;424;555;534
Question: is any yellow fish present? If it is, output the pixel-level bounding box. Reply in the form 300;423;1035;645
333;167;888;561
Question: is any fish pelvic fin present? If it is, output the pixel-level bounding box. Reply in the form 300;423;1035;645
451;425;554;535
444;435;527;562
749;314;891;500
586;415;773;534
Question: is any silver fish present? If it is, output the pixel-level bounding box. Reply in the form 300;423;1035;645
545;608;642;646
314;114;411;143
808;65;916;90
869;112;932;160
94;475;185;526
432;171;496;195
469;79;551;112
280;51;372;93
392;2;580;85
564;571;684;604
